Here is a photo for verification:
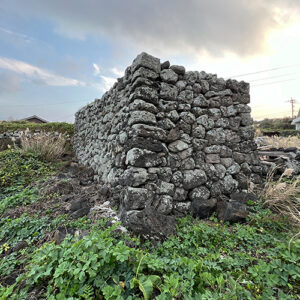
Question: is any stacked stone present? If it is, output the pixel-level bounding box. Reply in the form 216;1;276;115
74;52;261;221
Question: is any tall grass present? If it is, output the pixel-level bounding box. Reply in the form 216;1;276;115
263;135;300;148
261;167;300;227
19;129;67;161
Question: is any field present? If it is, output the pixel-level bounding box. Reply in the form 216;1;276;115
0;146;299;299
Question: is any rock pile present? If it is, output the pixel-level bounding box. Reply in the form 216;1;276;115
74;52;261;227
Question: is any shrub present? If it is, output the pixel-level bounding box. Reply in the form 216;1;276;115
20;130;67;161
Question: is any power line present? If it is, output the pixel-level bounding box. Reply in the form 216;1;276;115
229;63;300;78
248;70;300;83
251;78;296;87
3;99;91;107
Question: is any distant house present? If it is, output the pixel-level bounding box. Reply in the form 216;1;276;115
291;110;300;130
21;115;48;124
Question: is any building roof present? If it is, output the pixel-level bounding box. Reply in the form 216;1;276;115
21;115;49;123
291;116;300;125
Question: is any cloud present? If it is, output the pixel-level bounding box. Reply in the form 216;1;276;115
93;63;100;75
111;67;123;77
0;26;33;43
0;71;22;94
0;56;86;87
100;76;116;92
8;0;300;57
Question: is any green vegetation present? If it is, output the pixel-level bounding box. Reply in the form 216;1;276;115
255;117;294;131
0;149;299;299
254;117;300;136
0;149;56;194
0;121;74;136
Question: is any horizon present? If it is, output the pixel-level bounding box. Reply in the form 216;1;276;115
1;0;299;122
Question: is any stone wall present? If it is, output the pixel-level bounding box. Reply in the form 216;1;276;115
74;52;261;223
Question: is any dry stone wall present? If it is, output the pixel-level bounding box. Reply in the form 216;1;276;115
74;52;261;223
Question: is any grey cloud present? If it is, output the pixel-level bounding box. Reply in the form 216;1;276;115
7;0;300;56
0;71;21;94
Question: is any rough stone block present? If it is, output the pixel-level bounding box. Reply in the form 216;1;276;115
132;52;161;73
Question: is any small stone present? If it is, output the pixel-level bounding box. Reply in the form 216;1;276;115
180;112;196;124
174;202;191;214
160;82;178;100
120;167;149;187
158;181;175;195
173;187;188;201
206;128;226;145
166;128;181;142
129;99;158;113
204;145;221;154
197;115;214;130
206;154;220;164
226;163;241;175
132;67;159;81
126;148;161;167
128;111;157;126
189;186;210;201
123;187;152;210
221;175;238;194
194;94;209;107
157;195;173;214
168;140;189;153
161;60;170;69
214;164;226;179
220;158;233;168
132;124;167;141
171;171;183;186
170;65;185;75
181;157;195;170
131;86;158;104
183;169;207;190
160;69;179;84
176;80;187;91
192;125;205;139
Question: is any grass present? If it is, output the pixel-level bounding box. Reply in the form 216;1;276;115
0;149;299;299
261;168;300;228
260;135;300;148
20;130;68;161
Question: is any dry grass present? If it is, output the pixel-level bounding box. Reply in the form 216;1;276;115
19;129;67;161
263;135;300;149
261;167;300;227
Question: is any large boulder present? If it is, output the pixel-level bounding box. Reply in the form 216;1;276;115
121;207;177;239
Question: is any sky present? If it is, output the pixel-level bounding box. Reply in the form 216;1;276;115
0;0;300;123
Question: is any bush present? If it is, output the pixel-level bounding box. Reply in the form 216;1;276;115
20;130;67;161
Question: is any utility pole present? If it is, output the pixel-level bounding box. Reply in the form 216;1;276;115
287;98;297;118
